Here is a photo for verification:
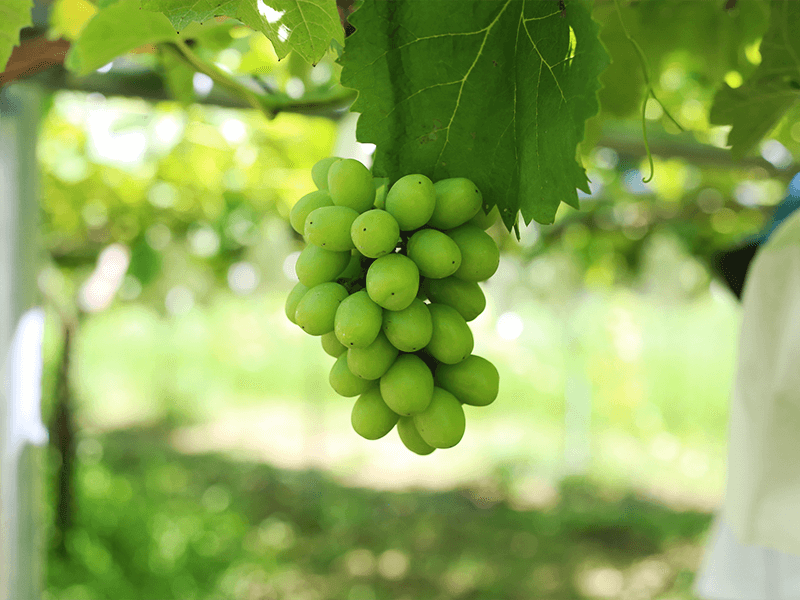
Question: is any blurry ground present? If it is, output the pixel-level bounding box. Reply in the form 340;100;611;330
41;281;738;599
45;428;712;600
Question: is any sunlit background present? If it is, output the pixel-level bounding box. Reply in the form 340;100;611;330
7;10;800;598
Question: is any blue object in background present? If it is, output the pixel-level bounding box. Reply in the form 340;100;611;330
714;172;800;299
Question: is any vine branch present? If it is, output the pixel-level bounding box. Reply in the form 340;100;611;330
167;39;273;116
165;40;357;119
613;0;685;183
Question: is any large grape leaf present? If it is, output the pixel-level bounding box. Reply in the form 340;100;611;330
340;0;609;227
65;0;179;74
711;0;800;159
0;0;33;72
140;0;343;65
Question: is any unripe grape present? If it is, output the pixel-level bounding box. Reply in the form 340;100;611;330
285;282;309;324
422;277;486;321
380;354;434;416
366;254;419;311
328;159;375;213
330;354;373;397
385;174;436;230
447;224;500;282
351;209;400;258
374;178;388;210
383;298;432;352
321;331;347;357
397;416;435;455
311;157;341;190
337;250;365;282
407;229;461;279
294;282;348;336
435;355;499;407
468;205;499;230
290;190;333;235
304;205;359;251
413;387;466;448
335;290;382;348
348;332;398;380
429;178;482;230
426;303;473;364
295;245;350;287
351;387;399;440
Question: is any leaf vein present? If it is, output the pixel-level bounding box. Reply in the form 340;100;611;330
434;0;512;171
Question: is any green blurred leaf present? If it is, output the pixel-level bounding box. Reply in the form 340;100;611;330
49;0;98;41
710;0;800;159
128;238;162;285
140;0;343;65
160;49;195;106
711;81;798;159
0;0;33;72
65;0;179;75
340;0;609;227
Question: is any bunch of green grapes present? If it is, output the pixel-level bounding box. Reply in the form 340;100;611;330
285;157;500;455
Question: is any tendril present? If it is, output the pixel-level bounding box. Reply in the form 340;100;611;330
613;0;684;183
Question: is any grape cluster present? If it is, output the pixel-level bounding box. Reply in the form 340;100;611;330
285;157;500;455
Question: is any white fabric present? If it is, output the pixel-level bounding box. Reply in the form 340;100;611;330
696;209;800;599
695;517;800;600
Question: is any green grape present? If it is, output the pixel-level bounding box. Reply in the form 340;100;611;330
285;282;309;324
407;229;462;279
335;290;382;348
366;254;419;311
328;159;375;213
351;387;400;440
311;157;341;190
468;205;499;230
295;245;350;287
380;354;434;416
385;174;436;230
347;332;398;380
290;190;333;235
382;298;432;352
397;416;435;455
429;178;482;230
413;387;466;448
374;178;388;210
330;354;373;397
422;277;486;321
351;210;400;258
338;250;364;282
294;282;348;335
321;331;347;357
426;303;473;364
435;355;499;407
304;205;359;252
447;224;500;282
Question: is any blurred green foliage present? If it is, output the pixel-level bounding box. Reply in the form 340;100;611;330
45;427;713;600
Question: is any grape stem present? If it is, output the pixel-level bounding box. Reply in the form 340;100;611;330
165;40;357;119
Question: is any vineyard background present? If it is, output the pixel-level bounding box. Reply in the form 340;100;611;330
3;0;800;598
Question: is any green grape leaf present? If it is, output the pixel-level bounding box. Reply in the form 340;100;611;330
65;0;179;74
140;0;343;65
0;0;33;72
340;0;609;227
710;0;800;159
